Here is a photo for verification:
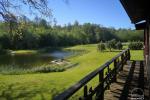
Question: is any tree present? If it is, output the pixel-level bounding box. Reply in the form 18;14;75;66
97;42;106;52
0;0;51;22
74;20;79;27
0;43;2;51
110;39;117;49
106;39;117;51
0;20;144;50
116;41;123;50
106;41;112;51
39;19;48;28
0;34;11;49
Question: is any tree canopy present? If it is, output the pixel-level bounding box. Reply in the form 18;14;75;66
0;18;143;50
0;0;52;22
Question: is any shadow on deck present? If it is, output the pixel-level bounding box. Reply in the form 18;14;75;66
104;60;149;100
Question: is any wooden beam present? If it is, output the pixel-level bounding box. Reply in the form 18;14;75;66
135;22;146;30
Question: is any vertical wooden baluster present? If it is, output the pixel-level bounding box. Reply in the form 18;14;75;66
88;87;93;100
96;70;104;100
109;68;112;83
121;54;124;71
123;54;125;64
125;51;127;62
117;58;120;71
128;49;131;60
89;87;92;93
113;59;117;82
84;85;88;100
105;71;108;90
107;66;110;89
126;51;128;63
124;51;127;60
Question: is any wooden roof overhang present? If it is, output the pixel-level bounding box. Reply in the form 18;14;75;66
120;0;150;30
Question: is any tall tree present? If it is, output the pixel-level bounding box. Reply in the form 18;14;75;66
0;0;51;22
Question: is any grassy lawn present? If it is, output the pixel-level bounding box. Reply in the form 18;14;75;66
0;44;143;100
10;50;38;55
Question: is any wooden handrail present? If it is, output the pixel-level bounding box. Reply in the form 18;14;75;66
54;48;130;100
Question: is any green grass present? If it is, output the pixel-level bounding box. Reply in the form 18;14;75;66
0;44;143;100
13;50;38;54
0;64;74;75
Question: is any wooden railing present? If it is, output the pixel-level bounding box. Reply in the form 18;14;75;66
54;48;130;100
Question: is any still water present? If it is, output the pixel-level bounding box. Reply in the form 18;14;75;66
0;51;72;69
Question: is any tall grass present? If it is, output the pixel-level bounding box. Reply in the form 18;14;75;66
0;63;78;75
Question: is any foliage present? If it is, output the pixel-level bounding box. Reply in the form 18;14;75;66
0;19;143;51
116;41;123;50
110;39;117;49
97;42;106;52
114;29;144;42
106;39;117;51
0;43;3;53
0;42;8;54
0;0;51;22
128;41;143;50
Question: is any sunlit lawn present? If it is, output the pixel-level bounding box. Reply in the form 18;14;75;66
0;44;143;100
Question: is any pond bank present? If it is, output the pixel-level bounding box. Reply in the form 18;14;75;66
0;44;143;99
0;47;87;74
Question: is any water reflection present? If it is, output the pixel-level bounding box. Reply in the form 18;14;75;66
0;51;72;69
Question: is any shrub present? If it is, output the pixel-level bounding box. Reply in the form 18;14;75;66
116;41;123;50
0;43;7;54
97;42;106;52
128;41;143;50
106;39;117;51
110;39;117;49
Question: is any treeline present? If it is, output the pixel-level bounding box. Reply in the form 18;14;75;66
0;16;143;50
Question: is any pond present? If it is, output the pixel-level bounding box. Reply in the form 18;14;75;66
0;51;73;69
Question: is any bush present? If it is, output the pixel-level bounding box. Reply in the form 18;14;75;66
97;42;106;52
110;39;117;49
128;41;143;50
116;42;123;50
106;39;117;51
0;43;7;54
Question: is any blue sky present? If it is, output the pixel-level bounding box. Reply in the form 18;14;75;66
0;0;134;29
47;0;134;29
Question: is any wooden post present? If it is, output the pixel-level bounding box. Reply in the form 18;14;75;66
96;71;104;100
107;66;110;89
84;85;88;99
128;49;131;60
121;54;124;70
113;59;117;82
124;51;128;64
147;20;150;98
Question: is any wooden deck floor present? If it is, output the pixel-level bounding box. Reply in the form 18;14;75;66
104;60;149;100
